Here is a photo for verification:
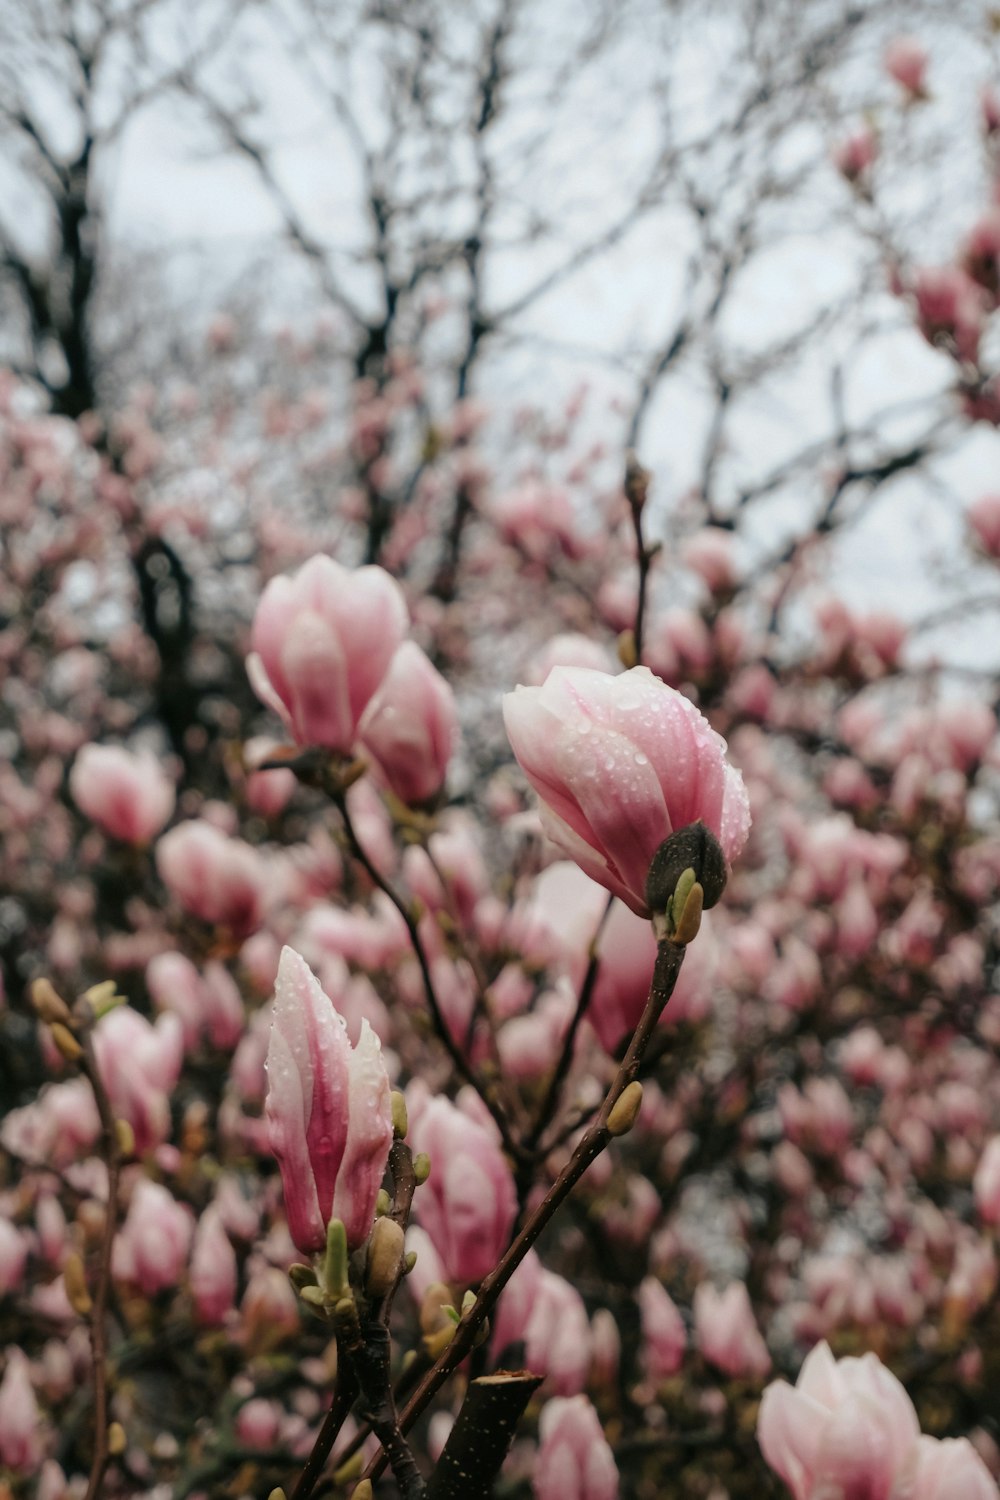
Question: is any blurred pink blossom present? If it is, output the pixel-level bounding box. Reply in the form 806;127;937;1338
247;554;408;751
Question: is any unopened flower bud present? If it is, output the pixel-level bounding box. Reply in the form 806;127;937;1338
50;1023;83;1062
391;1091;408;1139
30;978;72;1026
366;1216;405;1300
617;629;638;669
107;1423;126;1456
646;824;727;917
413;1152;431;1184
352;1482;373;1500
289;1263;319;1291
607;1082;643;1138
63;1253;92;1316
82;980;124;1019
268;1490;288;1500
321;1219;349;1301
624;453;651;512
671;880;704;946
115;1119;135;1157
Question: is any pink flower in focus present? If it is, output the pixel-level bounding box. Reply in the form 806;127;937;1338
359;641;458;805
694;1281;771;1380
911;1435;1000;1499
247;554;408;752
265;947;393;1254
70;744;174;843
533;1395;619;1500
503;666;750;917
0;1349;42;1470
757;1341;921;1500
408;1095;517;1284
112;1179;194;1295
156;820;269;938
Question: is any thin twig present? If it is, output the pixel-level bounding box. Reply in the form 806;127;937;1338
77;1038;123;1500
526;893;614;1153
335;793;526;1161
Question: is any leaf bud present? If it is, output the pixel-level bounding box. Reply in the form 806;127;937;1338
63;1252;92;1316
365;1216;405;1300
50;1022;83;1062
29;977;72;1025
607;1081;644;1138
391;1090;408;1139
645;822;726;919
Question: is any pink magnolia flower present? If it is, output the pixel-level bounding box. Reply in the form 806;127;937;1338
834;127;878;184
522;1268;593;1395
0;1217;28;1296
408;1094;517;1284
974;1135;1000;1225
156;820;269;938
247;554;408;752
757;1341;921;1500
968;494;1000;559
0;1349;42;1470
112;1179;194;1295
694;1281;771;1380
92;1006;184;1155
503;666;750;916
359;641;458;805
911;1435;1000;1499
526;633;616;685
638;1276;687;1379
70;744;174;843
533;1395;619;1500
265;947;393;1254
189;1207;238;1326
884;36;928;97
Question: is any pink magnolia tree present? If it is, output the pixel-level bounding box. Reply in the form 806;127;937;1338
3;12;1000;1500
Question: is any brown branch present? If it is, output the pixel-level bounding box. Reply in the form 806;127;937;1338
77;1036;123;1500
525;893;614;1154
425;1371;544;1499
288;1364;360;1500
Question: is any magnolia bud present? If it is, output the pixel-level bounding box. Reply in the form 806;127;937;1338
289;1264;318;1291
413;1152;431;1184
607;1082;643;1138
49;1023;83;1062
391;1091;408;1139
645;823;726;917
63;1253;92;1316
107;1423;126;1456
366;1217;405;1300
617;629;638;669
30;978;72;1026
